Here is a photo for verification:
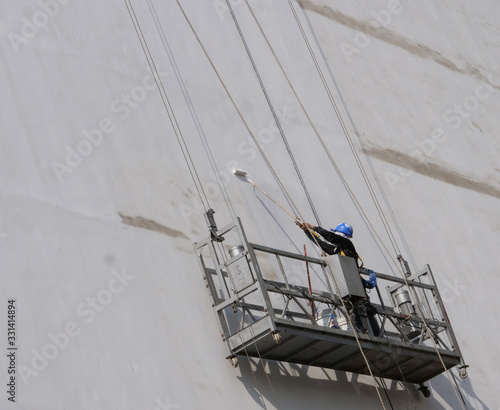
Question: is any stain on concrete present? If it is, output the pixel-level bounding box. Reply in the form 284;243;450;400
104;254;116;265
364;146;500;199
472;122;483;132
299;0;498;89
119;213;189;240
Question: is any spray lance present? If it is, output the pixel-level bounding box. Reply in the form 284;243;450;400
233;168;325;317
232;169;301;223
232;168;323;238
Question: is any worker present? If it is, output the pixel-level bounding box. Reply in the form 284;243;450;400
296;220;380;336
296;221;360;264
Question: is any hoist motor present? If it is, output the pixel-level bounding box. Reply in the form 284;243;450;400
325;254;365;299
393;288;415;316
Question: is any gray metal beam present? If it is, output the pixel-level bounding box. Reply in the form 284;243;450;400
250;242;325;265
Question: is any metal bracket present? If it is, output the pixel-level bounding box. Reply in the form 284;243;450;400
397;254;412;277
204;208;224;242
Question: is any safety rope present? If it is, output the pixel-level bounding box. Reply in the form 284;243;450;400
246;321;281;409
451;371;470;410
379;378;395;410
406;285;467;410
128;0;467;407
123;0;211;212
216;240;276;410
123;0;281;405
287;2;467;408
225;0;321;227
242;0;402;276
321;252;388;410
287;0;402;260
146;0;239;221
240;3;416;405
174;0;306;225
379;331;417;409
172;2;290;403
123;1;278;405
175;2;388;408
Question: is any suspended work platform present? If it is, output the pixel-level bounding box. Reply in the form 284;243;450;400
193;215;467;386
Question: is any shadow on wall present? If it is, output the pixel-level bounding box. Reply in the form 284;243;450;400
429;372;491;410
235;356;488;410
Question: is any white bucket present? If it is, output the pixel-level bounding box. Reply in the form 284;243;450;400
316;309;339;328
337;317;349;331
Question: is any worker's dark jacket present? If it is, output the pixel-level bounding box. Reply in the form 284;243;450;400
305;227;379;335
305;226;361;267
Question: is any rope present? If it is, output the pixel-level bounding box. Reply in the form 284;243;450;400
380;330;417;409
174;0;304;225
295;1;419;272
286;2;467;407
407;286;467;410
124;4;283;407
171;0;282;400
217;241;280;409
322;255;387;410
122;0;211;212
451;371;470;410
123;2;276;406
247;321;281;409
225;0;322;227
288;0;402;259
174;2;387;407
146;0;239;221
240;5;416;404
246;177;298;221
242;0;402;276
218;242;269;409
242;4;418;403
234;331;267;408
157;2;466;408
380;378;395;410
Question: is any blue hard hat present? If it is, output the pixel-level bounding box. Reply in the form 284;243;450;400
333;223;353;238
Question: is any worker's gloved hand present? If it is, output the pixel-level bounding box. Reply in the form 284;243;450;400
295;220;305;229
295;220;314;231
368;270;377;288
362;270;377;289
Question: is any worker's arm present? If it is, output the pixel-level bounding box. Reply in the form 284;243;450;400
314;226;363;267
312;226;336;239
296;221;338;255
305;230;338;255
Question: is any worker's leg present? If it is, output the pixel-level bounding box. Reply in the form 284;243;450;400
368;316;380;337
365;300;381;337
346;298;365;333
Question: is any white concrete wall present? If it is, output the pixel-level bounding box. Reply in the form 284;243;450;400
0;0;498;408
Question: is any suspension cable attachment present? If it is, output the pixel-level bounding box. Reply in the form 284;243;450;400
204;209;225;242
397;255;412;277
459;364;469;379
